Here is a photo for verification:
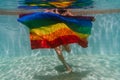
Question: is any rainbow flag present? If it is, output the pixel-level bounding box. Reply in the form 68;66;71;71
18;0;94;9
18;12;94;49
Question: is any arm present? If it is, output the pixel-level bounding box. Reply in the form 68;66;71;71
62;9;74;16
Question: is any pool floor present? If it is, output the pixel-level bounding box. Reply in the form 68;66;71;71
0;54;120;80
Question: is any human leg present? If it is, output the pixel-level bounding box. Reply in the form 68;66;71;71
62;44;71;53
54;46;72;72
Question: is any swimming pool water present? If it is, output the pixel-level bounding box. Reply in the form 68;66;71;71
0;0;120;80
0;54;120;80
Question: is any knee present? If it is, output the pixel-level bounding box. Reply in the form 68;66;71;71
54;47;62;55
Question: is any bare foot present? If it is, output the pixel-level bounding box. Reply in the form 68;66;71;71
65;63;72;73
66;67;72;73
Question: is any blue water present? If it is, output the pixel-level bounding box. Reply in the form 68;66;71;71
0;0;120;80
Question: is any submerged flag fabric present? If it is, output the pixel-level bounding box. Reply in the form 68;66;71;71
18;12;94;49
18;0;94;9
